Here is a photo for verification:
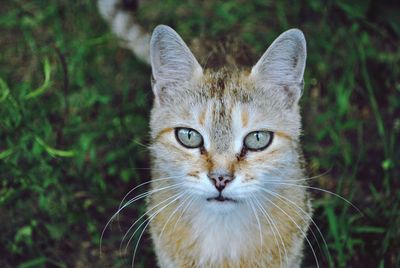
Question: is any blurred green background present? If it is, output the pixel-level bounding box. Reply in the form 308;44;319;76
0;0;399;267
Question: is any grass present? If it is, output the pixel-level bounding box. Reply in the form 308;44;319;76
0;0;399;267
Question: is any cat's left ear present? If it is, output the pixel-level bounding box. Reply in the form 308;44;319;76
250;29;306;106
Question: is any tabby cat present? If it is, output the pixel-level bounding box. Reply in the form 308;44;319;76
99;1;312;267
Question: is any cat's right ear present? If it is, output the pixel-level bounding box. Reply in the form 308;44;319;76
150;25;203;103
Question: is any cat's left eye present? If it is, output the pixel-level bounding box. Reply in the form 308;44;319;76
243;131;273;151
175;128;203;149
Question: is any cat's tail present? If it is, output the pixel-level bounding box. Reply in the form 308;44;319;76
98;0;150;64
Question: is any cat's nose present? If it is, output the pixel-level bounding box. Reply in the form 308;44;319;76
208;173;234;192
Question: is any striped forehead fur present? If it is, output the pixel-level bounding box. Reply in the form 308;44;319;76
150;66;302;144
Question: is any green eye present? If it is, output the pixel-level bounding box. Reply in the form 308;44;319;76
175;128;203;149
244;131;273;151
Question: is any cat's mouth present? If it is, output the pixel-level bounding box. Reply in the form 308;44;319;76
207;194;237;203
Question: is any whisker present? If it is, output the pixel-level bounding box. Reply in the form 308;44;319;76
132;139;150;149
100;182;184;255
119;176;182;213
251;194;287;268
116;176;184;231
158;193;193;241
265;182;361;214
261;188;334;266
247;198;264;267
248;198;263;251
261;194;320;268
172;194;196;232
130;192;185;268
263;167;333;183
120;191;183;253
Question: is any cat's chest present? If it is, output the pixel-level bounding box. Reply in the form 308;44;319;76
177;204;262;265
150;194;303;268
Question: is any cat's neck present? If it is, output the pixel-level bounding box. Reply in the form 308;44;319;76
148;185;309;268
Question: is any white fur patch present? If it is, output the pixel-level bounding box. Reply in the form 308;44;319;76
188;199;260;265
98;0;151;63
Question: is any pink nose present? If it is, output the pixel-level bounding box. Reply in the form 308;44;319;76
209;173;234;192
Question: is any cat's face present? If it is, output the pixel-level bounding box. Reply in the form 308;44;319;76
149;26;306;212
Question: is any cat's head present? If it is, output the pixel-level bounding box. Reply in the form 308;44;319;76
148;25;306;212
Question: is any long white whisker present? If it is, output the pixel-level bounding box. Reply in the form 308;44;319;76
100;182;185;254
173;194;196;232
248;198;264;267
248;198;263;250
251;194;287;268
121;182;183;211
158;193;193;241
100;183;183;256
116;176;182;230
265;182;361;213
261;194;320;268
130;192;185;268
120;190;183;253
261;188;334;265
119;176;180;211
263;168;332;183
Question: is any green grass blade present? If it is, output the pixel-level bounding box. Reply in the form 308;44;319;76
34;136;75;158
24;58;52;100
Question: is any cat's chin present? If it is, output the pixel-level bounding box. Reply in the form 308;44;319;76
206;196;237;203
204;194;239;212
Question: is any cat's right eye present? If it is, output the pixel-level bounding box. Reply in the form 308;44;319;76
175;128;203;149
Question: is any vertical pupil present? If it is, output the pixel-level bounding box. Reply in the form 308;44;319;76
188;130;192;140
256;132;260;142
